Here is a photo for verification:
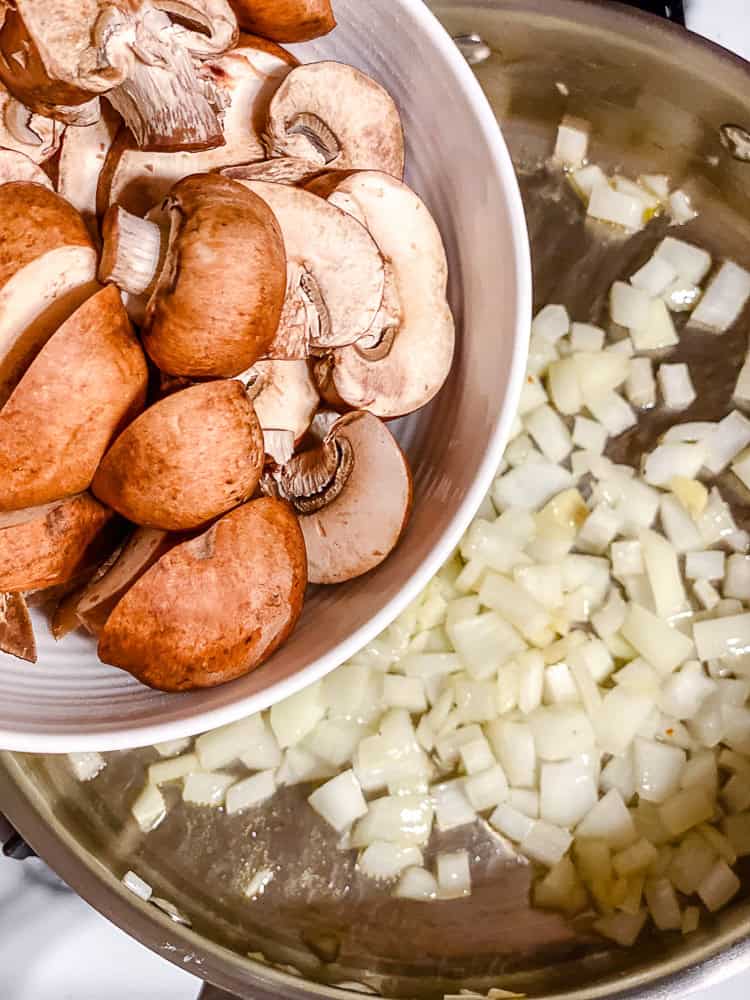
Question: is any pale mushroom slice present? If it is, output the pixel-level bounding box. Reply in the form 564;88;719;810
308;170;455;419
57;104;121;231
0;86;61;163
272;410;413;584
99;38;296;216
228;0;335;42
99;173;287;377
222;155;325;187
0;592;36;662
0;148;52;188
153;0;238;56
234;179;385;354
242;359;319;443
264;62;405;179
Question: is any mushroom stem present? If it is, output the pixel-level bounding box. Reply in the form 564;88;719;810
100;206;164;296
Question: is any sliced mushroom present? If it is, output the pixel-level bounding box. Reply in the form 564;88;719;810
98;497;307;691
276;410;413;583
57;104;121;232
241;359;319;442
0;148;52;188
0;591;36;662
93;380;265;531
0;86;61;163
307;170;455;418
56;526;173;638
0;493;117;593
235;180;384;354
222;156;326;188
228;0;335;42
98;37;296;216
101;173;286;377
0;285;148;511
264;62;404;178
153;0;238;56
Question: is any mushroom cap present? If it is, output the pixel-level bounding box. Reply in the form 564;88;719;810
0;284;148;511
0;149;53;189
237;179;384;351
143;173;287;377
0;86;61;164
228;0;335;42
295;410;413;584
0;591;36;662
244;359;319;442
0;182;92;290
309;170;455;419
0;493;116;592
100;37;296;216
265;61;404;179
98;497;307;691
92;380;265;531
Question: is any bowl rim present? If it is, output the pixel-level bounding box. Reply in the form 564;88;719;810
0;0;532;754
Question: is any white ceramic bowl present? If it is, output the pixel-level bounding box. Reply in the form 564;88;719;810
0;0;531;752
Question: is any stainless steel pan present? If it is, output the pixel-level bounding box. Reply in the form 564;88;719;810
3;2;750;997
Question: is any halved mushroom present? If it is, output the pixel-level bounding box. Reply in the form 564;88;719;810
93;380;265;531
0;86;61;163
0;493;116;593
242;359;319;443
57;104;121;232
153;0;238;56
272;410;413;583
264;62;404;179
222;156;325;187
233;180;384;355
228;0;335;42
99;37;296;216
100;173;286;377
98;497;307;691
0;1;231;149
0;148;52;188
55;526;173;638
307;170;455;419
0;285;148;511
0;591;36;662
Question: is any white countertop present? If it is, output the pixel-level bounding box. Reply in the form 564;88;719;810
2;3;750;998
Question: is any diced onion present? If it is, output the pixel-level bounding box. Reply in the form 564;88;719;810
182;771;234;807
697;859;741;911
131;782;167;833
148;753;199;786
668;189;698;225
226;770;277;815
393;866;438;900
269;682;325;749
691;261;750;333
589;183;643;230
68;751;105;782
359;842;423;881
436;849;472;899
122;870;153;902
553;117;590;168
631;256;677;297
531;303;570;343
658;363;696;410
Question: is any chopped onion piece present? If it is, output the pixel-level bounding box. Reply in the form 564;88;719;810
622;604;694;674
148;753;199;786
68;751;105;782
658;363;696;410
383;675;427;713
352;795;433;848
703;411;750;474
626;358;656;410
530;705;596;760
694;613;750;661
576;789;636;848
631;256;677;297
122;870;153;902
662;278;702;312
640;529;688;621
544;661;579;705
586;392;637;436
308;770;368;832
244;868;274;898
697;859;741;911
197;714;279;772
459;735;496;774
278;746;336;786
574;351;630;403
733;352;750;405
659;787;715;836
270;682;325;749
518;375;549;414
487;720;537;788
611;540;643;578
601;753;636;803
436;849;472;899
490;802;536;842
153;738;191;758
554;116;590;168
732;449;750;491
509;788;540;818
655;237;711;284
691;261;750;333
534;856;589;915
532;303;570;343
631;298;679;352
643;442;707;487
540;756;598;827
573;416;607;454
131;783;166;833
525;404;573;463
660;495;703;554
394;866;438;900
724;554;750;600
668;189;697;225
645;877;681;930
571;323;605;352
570;164;608;201
634;738;686;803
595;688;655;756
682;906;701;935
493;461;573;512
432;779;477;831
589;183;643;230
464;765;509;811
578;504;623;555
663;422;715;444
359;842;423;882
520;820;573;867
613;838;659;877
640;174;670;200
182;771;234;807
594;909;648;947
610;281;651;330
226;770;277;815
548;359;583;416
613;176;660;212
447;613;524;680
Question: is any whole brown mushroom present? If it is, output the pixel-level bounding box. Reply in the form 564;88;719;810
98;498;307;691
99;173;287;377
93;380;265;531
228;0;335;42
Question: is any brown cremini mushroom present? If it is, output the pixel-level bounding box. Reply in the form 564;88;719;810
99;36;297;217
272;410;412;583
0;493;117;592
98;497;307;691
93;380;265;530
242;359;319;444
308;170;455;418
264;62;404;178
0;591;36;662
0;284;148;511
228;0;335;42
234;179;384;356
99;173;287;376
